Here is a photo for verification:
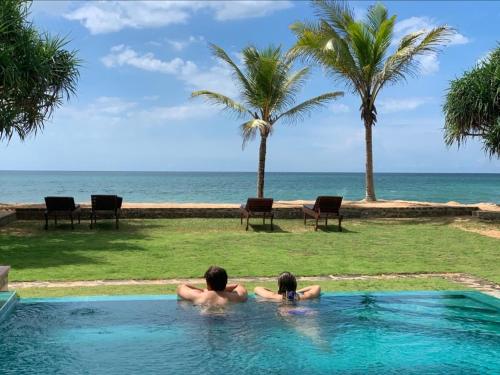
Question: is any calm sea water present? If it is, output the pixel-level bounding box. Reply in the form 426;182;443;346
0;171;499;204
0;292;499;374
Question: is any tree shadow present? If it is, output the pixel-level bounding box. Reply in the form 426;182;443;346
0;220;164;271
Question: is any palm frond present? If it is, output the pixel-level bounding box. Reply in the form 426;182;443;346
312;0;353;36
191;90;253;118
209;43;253;98
240;119;271;149
274;91;343;124
366;3;388;34
374;25;454;97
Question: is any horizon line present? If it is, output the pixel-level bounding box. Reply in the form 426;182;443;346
0;169;499;175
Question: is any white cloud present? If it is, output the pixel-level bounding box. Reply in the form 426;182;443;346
166;36;205;51
416;54;440;75
210;1;292;21
378;97;432;113
91;96;138;115
330;103;350;114
101;45;186;74
393;16;470;76
102;45;238;97
65;1;293;34
394;16;470;46
60;96;216;124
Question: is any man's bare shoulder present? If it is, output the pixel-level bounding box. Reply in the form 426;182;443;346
192;291;229;306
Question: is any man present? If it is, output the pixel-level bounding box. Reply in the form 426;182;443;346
177;265;247;305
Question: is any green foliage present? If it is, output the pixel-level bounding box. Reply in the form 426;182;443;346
192;44;342;146
290;0;453;200
291;0;452;116
0;0;80;141
444;46;500;157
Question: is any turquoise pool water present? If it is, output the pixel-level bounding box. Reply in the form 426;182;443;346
0;292;499;374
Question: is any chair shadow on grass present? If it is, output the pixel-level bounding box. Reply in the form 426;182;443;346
247;224;289;233
303;222;357;233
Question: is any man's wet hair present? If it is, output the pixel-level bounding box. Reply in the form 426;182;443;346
204;266;228;291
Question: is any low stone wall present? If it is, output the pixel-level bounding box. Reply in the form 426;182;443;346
0;211;16;227
13;205;479;220
474;210;500;221
0;266;10;292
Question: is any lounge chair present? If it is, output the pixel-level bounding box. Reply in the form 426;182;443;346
239;198;274;231
44;196;81;230
90;195;123;229
302;196;343;231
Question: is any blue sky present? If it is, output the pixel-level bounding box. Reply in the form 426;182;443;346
1;0;499;173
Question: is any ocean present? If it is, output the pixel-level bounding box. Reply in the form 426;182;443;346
0;171;499;204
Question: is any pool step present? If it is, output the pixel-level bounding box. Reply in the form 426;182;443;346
0;211;16;227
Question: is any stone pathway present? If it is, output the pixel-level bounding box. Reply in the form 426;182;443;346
9;272;500;299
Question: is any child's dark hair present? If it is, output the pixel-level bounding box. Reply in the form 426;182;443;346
278;272;298;301
204;266;228;291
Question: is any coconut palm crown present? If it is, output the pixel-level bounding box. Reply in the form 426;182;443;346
290;0;453;201
192;44;343;198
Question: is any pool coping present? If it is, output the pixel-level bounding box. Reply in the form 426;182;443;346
18;290;500;309
10;272;500;299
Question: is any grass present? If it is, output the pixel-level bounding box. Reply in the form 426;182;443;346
16;278;466;298
1;218;498;287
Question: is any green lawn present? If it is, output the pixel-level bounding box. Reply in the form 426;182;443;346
1;218;498;285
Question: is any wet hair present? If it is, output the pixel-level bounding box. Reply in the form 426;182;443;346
204;266;228;292
278;272;297;296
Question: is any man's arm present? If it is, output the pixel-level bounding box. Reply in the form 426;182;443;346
254;286;282;301
297;285;321;300
177;283;204;301
225;284;238;292
227;284;248;302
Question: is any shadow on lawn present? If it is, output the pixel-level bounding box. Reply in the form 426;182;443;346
0;221;159;270
247;224;289;233
371;218;455;226
315;225;356;233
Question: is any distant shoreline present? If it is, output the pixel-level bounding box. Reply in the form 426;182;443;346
0;170;499;175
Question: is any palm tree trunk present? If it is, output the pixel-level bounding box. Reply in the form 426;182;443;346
364;120;376;201
257;134;267;198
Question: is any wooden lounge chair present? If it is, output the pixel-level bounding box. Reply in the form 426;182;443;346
90;195;123;229
303;196;343;231
239;198;274;231
44;196;81;230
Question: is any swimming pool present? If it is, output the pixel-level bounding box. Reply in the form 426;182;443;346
0;292;499;374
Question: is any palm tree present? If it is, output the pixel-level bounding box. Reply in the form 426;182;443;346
290;0;453;201
192;44;343;198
